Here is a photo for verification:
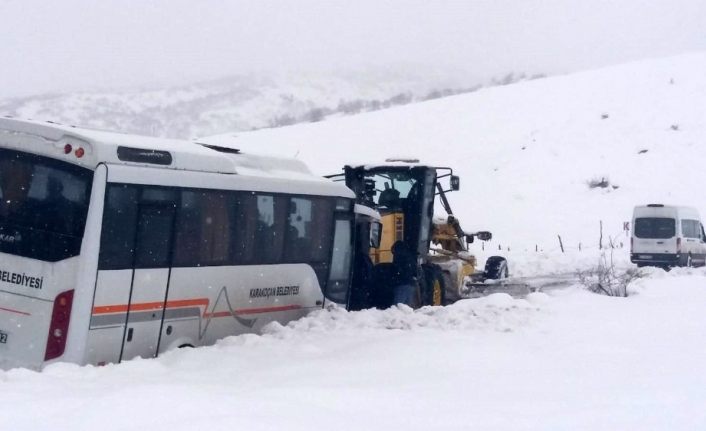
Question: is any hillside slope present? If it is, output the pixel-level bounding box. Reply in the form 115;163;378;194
0;70;508;139
206;52;706;252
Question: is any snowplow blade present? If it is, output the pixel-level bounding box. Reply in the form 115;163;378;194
462;273;578;299
463;282;535;298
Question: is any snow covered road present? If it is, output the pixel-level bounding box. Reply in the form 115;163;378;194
2;267;706;430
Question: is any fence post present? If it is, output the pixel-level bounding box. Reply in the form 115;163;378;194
599;220;603;250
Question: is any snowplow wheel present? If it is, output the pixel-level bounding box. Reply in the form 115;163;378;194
485;256;509;280
432;278;443;306
422;264;446;306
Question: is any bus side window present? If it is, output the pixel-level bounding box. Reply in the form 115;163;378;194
326;217;353;303
173;190;200;266
254;195;287;263
99;184;139;270
285;197;313;262
284;197;334;264
310;199;334;262
134;205;175;268
133;187;178;269
231;192;257;264
173;190;233;267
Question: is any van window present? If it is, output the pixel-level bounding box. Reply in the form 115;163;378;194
634;218;675;239
682;219;701;239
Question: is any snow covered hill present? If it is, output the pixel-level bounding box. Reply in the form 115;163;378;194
206;52;706;256
0;69;526;139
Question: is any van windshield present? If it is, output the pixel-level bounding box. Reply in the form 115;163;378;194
0;148;93;261
634;217;675;239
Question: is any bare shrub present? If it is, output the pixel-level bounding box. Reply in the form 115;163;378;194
587;177;610;189
268;114;297;128
303;107;330;123
577;248;643;297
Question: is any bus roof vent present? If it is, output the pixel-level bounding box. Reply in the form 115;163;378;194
199;143;241;154
647;204;665;207
385;157;419;163
117;146;173;165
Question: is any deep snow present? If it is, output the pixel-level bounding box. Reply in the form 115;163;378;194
3;270;706;430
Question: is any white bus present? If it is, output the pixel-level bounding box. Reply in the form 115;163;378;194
0;118;355;370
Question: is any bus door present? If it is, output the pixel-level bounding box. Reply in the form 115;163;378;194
120;195;177;362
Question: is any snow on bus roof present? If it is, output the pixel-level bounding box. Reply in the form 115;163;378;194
0;117;333;183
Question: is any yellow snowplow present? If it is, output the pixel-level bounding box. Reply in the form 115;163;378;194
328;159;511;309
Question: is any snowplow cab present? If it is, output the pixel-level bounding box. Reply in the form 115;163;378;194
343;163;439;264
336;160;476;308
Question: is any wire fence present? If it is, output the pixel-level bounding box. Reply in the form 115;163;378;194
477;221;631;254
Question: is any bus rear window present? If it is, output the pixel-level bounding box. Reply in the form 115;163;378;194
0;148;93;261
634;217;675;239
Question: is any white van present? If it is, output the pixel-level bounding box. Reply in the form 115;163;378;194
631;204;706;267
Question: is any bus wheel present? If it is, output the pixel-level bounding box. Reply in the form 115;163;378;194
178;344;194;349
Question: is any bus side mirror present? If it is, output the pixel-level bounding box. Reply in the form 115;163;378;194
450;175;460;191
370;221;382;249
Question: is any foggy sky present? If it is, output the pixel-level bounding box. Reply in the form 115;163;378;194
1;0;705;98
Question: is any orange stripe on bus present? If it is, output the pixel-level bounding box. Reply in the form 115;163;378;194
93;298;209;315
0;306;31;316
93;300;303;317
234;304;302;315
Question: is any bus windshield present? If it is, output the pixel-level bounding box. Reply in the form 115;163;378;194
0;148;93;261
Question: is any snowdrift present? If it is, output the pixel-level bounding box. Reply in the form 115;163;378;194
4;270;706;430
